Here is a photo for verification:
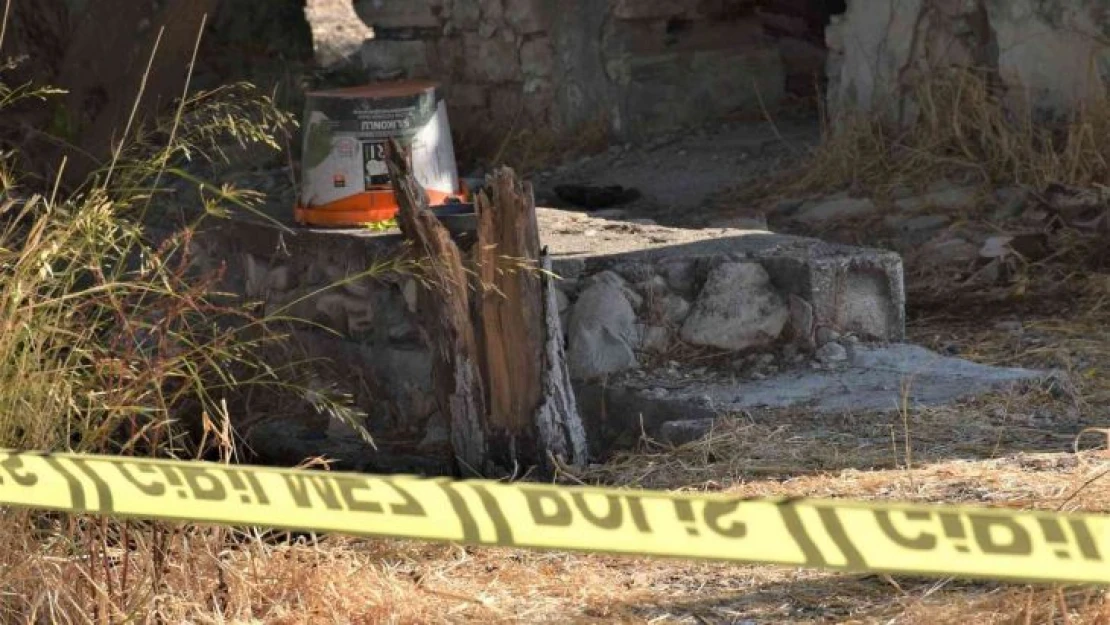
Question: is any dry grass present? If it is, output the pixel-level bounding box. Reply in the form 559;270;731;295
5;294;1109;623
780;67;1110;198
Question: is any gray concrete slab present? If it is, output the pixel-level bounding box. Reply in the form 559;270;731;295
576;344;1055;454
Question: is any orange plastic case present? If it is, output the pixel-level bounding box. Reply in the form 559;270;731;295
294;187;464;227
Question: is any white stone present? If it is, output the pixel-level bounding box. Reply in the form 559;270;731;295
680;262;788;351
583;270;642;309
567;279;640;379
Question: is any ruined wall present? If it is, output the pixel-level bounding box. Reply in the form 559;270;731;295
311;1;829;148
827;0;1110;125
189;213;903;467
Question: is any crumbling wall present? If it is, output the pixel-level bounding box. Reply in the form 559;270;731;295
310;1;829;149
188;212;904;466
826;0;1110;125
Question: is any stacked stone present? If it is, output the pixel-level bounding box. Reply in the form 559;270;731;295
338;0;831;143
354;0;555;135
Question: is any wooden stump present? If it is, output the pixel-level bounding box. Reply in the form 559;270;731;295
386;139;586;478
386;142;488;474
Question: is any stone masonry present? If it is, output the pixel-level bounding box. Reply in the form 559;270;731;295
303;0;1110;140
306;0;833;143
826;0;1110;126
189;207;904;468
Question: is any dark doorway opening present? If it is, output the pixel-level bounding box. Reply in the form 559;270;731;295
760;0;848;102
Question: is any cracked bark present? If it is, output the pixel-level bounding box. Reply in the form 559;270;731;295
387;140;586;478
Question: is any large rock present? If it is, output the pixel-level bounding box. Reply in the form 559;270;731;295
567;276;641;380
680;262;788;351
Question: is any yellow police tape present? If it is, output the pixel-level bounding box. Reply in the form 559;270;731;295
0;449;1105;585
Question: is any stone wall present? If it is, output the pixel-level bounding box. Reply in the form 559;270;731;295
308;0;832;149
188;209;904;469
826;0;1110;125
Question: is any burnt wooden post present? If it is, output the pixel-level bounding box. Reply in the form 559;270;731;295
386;139;586;478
